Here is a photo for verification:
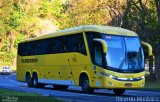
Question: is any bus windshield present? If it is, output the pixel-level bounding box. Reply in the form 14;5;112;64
102;35;144;73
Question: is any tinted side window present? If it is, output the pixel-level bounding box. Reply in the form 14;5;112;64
18;40;48;56
18;33;86;56
47;36;71;54
94;42;103;66
18;42;29;56
61;36;71;53
36;40;48;55
18;43;25;56
47;38;57;54
86;32;102;64
71;34;86;55
28;42;36;55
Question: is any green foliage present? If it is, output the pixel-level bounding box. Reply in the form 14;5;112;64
39;1;53;18
14;33;25;48
54;0;127;29
0;89;61;102
8;2;22;29
3;51;15;66
0;0;159;67
52;0;65;18
8;12;21;29
0;0;59;66
125;0;160;30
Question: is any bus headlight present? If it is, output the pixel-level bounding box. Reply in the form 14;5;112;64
109;75;117;80
140;76;145;79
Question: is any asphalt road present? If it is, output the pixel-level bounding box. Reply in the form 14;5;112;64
0;73;160;102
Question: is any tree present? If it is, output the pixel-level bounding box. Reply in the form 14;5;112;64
0;0;58;66
155;0;160;21
121;0;132;28
55;0;126;29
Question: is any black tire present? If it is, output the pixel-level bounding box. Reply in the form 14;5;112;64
53;85;68;90
32;74;39;87
26;73;33;87
80;75;94;93
33;73;46;88
32;73;45;88
113;89;125;95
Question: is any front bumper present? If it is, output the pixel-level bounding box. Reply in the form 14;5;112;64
104;77;145;89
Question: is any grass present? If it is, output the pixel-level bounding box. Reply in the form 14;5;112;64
0;89;41;96
0;88;61;102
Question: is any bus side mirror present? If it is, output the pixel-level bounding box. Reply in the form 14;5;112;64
93;38;108;54
141;41;153;56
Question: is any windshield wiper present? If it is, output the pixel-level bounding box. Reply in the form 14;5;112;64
119;57;126;69
118;50;128;70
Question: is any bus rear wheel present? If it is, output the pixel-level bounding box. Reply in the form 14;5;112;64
113;89;125;95
32;74;38;87
26;73;33;87
53;85;68;90
80;75;94;93
32;73;45;88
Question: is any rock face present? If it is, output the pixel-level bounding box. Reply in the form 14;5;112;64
38;19;59;36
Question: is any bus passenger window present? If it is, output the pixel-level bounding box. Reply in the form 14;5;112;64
50;43;56;53
62;45;67;52
55;39;62;53
60;36;70;53
47;38;56;54
72;34;86;55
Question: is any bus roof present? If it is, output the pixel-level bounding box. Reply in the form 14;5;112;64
21;25;138;43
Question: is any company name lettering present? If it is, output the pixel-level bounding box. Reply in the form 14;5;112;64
21;58;38;63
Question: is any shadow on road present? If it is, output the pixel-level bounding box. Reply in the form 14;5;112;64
20;85;133;97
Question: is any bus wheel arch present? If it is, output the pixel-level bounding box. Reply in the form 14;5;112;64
26;71;33;87
79;73;94;93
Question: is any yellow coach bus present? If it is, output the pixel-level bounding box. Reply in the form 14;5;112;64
17;25;147;95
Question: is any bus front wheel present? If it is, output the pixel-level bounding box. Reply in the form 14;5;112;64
26;73;33;87
113;89;125;95
80;75;94;93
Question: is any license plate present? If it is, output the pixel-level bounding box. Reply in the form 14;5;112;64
125;83;132;87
